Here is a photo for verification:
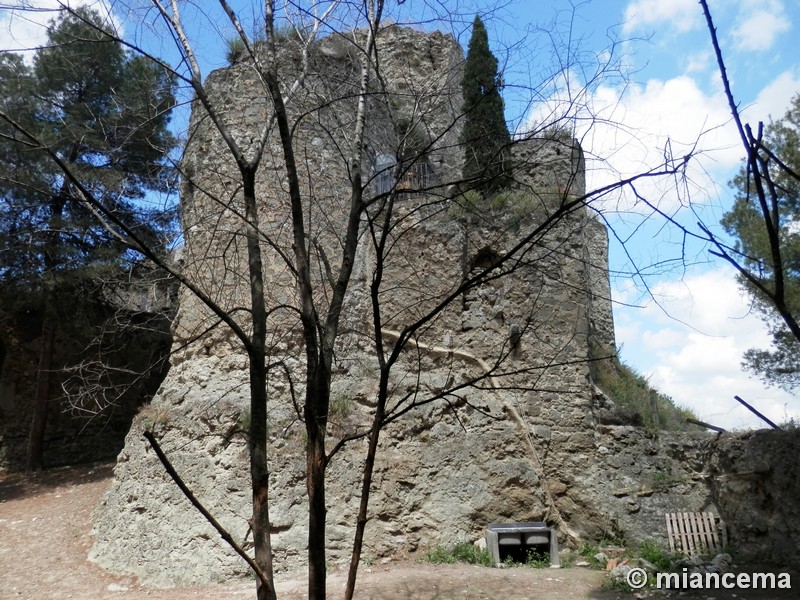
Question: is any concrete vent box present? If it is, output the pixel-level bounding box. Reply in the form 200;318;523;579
485;522;560;567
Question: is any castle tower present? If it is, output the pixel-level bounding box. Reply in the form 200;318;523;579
90;25;619;585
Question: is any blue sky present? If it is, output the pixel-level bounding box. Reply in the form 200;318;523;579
2;0;798;429
496;0;800;429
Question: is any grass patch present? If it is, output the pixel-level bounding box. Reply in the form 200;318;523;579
329;391;353;420
138;404;174;432
637;540;676;571
225;37;247;64
447;189;542;232
576;541;606;568
425;542;493;567
523;547;551;568
590;343;698;431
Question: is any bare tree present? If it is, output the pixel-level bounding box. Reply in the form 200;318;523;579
59;267;177;418
0;2;697;599
698;0;800;361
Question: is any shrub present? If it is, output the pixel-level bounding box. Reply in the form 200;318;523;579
638;540;674;571
524;547;551;568
329;391;353;420
447;189;483;220
425;542;493;567
225;37;246;64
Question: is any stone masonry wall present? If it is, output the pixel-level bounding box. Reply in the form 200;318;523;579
0;283;172;472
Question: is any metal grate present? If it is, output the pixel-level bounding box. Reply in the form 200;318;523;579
373;161;436;198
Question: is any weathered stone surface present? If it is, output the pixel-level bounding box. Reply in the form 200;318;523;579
88;25;800;586
90;25;598;584
709;429;800;567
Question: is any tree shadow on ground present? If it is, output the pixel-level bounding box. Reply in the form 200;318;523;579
0;461;113;503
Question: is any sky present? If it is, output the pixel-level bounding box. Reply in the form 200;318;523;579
1;0;798;430
499;0;800;430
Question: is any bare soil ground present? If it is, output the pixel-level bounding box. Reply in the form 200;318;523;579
0;463;796;600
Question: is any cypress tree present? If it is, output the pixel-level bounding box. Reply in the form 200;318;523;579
461;15;511;192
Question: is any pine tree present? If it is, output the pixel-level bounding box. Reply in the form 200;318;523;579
0;7;178;468
461;15;511;192
722;93;800;392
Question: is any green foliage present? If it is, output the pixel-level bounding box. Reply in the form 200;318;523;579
329;391;353;420
447;190;483;220
524;548;551;568
238;407;252;432
487;190;536;213
722;93;800;392
460;15;511;193
590;344;698;430
651;469;675;490
742;334;800;392
602;574;632;592
0;8;178;429
557;549;576;568
576;539;681;591
226;29;279;65
447;189;536;231
0;7;178;288
577;541;605;568
637;540;675;571
273;23;307;42
425;542;494;567
225;37;247;64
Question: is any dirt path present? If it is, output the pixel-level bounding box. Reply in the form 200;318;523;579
0;463;795;599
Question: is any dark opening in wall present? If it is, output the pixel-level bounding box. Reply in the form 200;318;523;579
499;543;550;565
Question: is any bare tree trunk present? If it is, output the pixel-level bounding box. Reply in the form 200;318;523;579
28;185;68;472
306;365;329;600
261;44;332;598
27;319;55;471
242;169;277;600
250;356;276;600
343;372;388;600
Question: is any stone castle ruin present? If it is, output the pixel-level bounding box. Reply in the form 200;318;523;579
89;25;800;585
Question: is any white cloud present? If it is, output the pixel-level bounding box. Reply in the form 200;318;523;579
522;62;800;225
684;51;712;74
732;1;791;52
622;0;701;34
613;267;799;430
522;72;736;188
576;75;738;214
574;1;800;431
0;1;118;54
746;69;800;123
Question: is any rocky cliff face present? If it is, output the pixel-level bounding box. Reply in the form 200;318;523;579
89;25;800;586
710;429;800;567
